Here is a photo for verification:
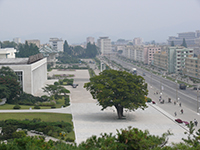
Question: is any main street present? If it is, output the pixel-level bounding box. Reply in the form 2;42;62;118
106;55;200;115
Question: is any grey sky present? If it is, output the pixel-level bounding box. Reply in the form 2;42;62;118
0;0;200;44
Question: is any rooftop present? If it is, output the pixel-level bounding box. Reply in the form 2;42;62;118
0;58;29;65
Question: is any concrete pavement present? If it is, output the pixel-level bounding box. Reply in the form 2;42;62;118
0;69;195;145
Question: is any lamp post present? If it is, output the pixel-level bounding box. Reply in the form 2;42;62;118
160;72;162;93
197;85;199;114
175;79;178;102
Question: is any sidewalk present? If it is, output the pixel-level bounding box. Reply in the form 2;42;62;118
148;85;200;129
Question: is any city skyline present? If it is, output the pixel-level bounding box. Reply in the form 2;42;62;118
0;0;200;44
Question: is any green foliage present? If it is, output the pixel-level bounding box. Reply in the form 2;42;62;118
147;97;152;102
84;70;148;119
13;105;21;109
0;125;18;140
16;41;40;57
0;67;21;102
14;92;47;105
34;105;41;109
88;68;96;77
60;78;74;85
0;40;17;48
181;38;187;48
51;106;56;109
12;130;27;139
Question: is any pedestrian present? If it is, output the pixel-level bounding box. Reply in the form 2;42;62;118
181;109;183;114
174;112;177;116
194;119;198;126
174;101;176;105
179;103;181;107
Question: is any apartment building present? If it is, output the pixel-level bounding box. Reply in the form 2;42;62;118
97;37;111;55
49;38;63;52
13;37;21;44
143;45;161;65
133;37;143;45
184;56;200;79
168;46;194;74
153;51;168;70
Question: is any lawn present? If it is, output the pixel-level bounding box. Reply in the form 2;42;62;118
0;112;75;140
0;98;66;110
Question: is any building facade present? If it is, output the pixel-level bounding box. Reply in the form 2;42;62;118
0;48;16;58
153;52;168;70
26;39;41;48
49;38;63;52
143;46;161;65
133;37;143;45
0;54;47;95
86;37;95;44
13;37;21;44
97;37;111;55
168;46;194;74
184;56;200;79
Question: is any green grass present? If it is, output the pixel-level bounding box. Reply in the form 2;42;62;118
0;97;66;110
0;112;75;140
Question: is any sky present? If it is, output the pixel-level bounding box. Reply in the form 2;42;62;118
0;0;200;44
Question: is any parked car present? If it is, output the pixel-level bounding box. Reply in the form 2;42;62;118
72;84;78;88
193;85;200;90
179;83;186;90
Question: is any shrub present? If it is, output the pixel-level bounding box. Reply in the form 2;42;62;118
147;97;152;102
65;137;75;142
13;105;21;109
34;105;40;109
0;99;2;102
51;106;56;109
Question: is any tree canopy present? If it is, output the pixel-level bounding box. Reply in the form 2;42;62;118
84;70;148;119
0;41;17;48
181;38;187;48
16;41;40;58
0;66;21;102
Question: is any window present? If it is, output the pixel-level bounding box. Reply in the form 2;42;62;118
15;71;23;90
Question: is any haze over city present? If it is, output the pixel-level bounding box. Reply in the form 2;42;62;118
0;0;200;44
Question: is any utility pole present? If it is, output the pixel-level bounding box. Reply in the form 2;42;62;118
197;85;199;114
175;78;178;102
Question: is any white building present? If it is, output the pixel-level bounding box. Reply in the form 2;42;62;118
0;53;47;95
0;48;16;58
133;37;143;45
13;37;21;44
86;37;95;44
49;38;63;52
97;37;111;55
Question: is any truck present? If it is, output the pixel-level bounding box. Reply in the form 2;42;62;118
131;68;137;75
179;83;186;90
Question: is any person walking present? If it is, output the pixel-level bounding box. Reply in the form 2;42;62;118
194;119;198;126
181;109;183;114
174;112;177;116
179;103;181;107
174;101;176;105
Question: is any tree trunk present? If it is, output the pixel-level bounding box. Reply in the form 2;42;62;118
115;104;124;119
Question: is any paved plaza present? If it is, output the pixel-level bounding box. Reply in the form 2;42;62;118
0;69;195;145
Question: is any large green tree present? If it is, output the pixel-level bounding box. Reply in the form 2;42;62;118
85;42;98;58
0;66;21;103
0;41;17;48
181;38;187;48
84;70;148;119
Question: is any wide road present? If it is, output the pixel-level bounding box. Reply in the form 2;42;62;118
106;55;199;114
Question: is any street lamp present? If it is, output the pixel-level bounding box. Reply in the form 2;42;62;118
175;79;178;102
160;73;162;93
197;85;199;114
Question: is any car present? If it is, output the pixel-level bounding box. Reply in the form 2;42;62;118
179;83;186;90
193;85;200;90
72;84;78;88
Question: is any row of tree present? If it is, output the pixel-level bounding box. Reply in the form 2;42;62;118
171;38;187;48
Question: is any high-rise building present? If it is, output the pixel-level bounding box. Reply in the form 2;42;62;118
13;37;21;44
49;38;63;52
167;30;200;46
86;37;95;44
26;39;40;48
133;37;143;45
97;37;111;55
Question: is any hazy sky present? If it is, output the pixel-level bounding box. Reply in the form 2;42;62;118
0;0;200;44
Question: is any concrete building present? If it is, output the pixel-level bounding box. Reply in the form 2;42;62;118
86;37;95;44
97;37;111;55
168;30;200;46
133;37;143;45
143;45;161;65
26;39;40;48
168;46;194;74
49;38;63;52
136;47;144;62
39;46;58;67
153;51;168;70
184;56;200;79
123;45;132;59
0;53;47;95
13;37;21;44
0;48;16;58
